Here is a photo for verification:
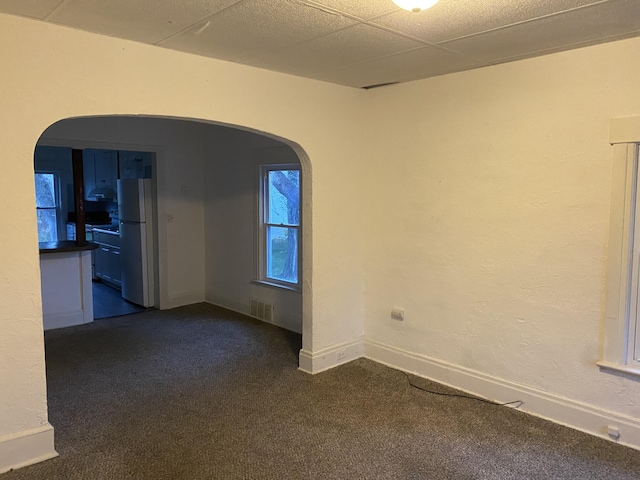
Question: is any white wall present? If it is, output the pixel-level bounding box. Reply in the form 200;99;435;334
363;37;640;444
204;127;303;333
0;13;366;471
40;116;209;309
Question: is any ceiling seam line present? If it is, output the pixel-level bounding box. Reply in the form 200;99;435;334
154;0;248;46
43;0;72;21
314;44;488;77
362;0;612;47
240;23;364;65
485;28;640;66
432;0;614;46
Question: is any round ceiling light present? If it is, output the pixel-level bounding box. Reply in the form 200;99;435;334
392;0;440;13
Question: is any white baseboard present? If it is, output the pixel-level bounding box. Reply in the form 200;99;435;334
365;339;640;451
205;293;247;316
163;291;205;310
205;292;302;334
0;424;57;474
299;338;364;374
43;310;88;331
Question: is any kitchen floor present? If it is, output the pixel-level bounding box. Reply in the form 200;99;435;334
92;282;146;319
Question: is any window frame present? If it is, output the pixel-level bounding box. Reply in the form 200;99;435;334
256;163;302;291
34;170;60;243
600;116;640;375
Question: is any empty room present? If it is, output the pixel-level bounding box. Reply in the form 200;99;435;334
1;0;640;478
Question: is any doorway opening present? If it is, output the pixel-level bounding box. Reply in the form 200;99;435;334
35;115;309;337
34;144;159;322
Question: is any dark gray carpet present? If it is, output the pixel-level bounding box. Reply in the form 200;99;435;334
6;303;640;479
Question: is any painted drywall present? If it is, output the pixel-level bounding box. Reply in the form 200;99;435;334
40;116;209;309
204;127;302;333
0;12;366;466
363;36;640;427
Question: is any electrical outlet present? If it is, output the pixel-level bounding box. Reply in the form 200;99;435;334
391;307;405;321
337;349;346;360
608;425;621;440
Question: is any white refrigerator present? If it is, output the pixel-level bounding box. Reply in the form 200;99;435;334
117;179;155;307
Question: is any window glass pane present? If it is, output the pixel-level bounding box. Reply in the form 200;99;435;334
37;209;57;242
35;173;56;208
267;226;298;283
268;170;299;225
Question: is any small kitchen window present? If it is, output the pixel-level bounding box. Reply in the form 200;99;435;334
34;172;59;242
257;165;301;290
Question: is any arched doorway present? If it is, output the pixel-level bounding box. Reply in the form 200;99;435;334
36;114;311;344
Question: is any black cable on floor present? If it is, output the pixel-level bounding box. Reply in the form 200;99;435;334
404;372;524;408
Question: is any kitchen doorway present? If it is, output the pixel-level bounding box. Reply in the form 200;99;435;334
35;144;159;321
89;150;157;319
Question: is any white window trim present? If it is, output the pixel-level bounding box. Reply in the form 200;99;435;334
256;163;302;291
600;116;640;375
35;170;61;243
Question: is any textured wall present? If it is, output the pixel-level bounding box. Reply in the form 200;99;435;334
363;37;640;417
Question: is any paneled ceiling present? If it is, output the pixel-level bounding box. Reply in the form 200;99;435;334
1;0;638;88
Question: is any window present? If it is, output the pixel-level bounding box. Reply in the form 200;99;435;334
258;165;301;289
625;144;640;366
34;172;59;242
601;116;640;375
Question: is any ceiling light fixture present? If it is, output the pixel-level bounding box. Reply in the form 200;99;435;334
392;0;439;13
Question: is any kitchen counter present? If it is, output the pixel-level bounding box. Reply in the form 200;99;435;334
39;243;95;330
39;241;99;254
92;227;120;235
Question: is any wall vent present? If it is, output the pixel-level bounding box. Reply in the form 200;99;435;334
250;298;274;323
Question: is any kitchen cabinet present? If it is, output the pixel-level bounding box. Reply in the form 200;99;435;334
93;230;121;289
84;150;118;201
66;223;76;241
119;151;153;179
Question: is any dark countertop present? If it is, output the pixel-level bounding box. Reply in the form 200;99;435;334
39;241;99;254
92;226;120;235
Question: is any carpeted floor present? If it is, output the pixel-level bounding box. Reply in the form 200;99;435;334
6;303;640;479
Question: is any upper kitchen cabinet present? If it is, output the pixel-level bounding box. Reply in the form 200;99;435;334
119;151;153;179
84;149;118;201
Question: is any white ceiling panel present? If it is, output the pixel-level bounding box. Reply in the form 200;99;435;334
302;0;400;20
161;0;357;62
48;0;243;44
1;0;639;88
370;0;607;44
0;0;63;19
245;23;423;76
441;0;640;63
315;45;482;88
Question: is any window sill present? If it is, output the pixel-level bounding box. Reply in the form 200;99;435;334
597;360;640;378
251;279;301;293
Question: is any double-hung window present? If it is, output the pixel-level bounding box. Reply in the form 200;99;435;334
258;165;301;289
34;172;59;242
601;116;640;374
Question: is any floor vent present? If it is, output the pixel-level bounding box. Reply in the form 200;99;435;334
250;298;274;323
